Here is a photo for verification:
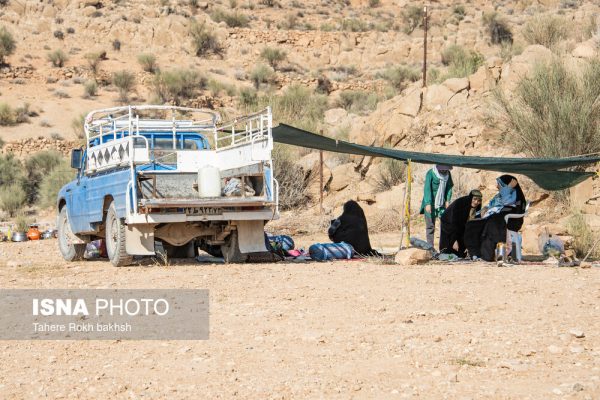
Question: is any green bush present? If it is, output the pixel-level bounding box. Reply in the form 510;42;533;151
153;69;206;105
482;11;513;44
452;5;466;22
441;45;484;78
340;18;369;32
336;90;380;114
207;79;237;97
375;158;406;192
369;0;380;7
47;49;68;67
0;153;24;188
402;5;424;34
190;21;223;57
24;151;63;204
83;80;98;97
260;47;287;70
14;213;31;233
238;87;258;106
38;161;74;209
210;9;249;27
0;102;15;125
249;64;274;89
112;70;136;102
522;14;569;48
0;183;26;217
243;84;328;132
494;58;600;160
376;65;420;91
0;26;16;64
137;53;158;73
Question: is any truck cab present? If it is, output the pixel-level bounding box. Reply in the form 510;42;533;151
57;105;279;266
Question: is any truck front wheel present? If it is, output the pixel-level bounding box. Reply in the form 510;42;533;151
105;202;133;267
58;207;86;261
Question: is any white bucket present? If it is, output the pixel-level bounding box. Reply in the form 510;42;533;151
198;165;221;197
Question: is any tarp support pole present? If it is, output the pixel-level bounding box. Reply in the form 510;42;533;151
399;160;412;250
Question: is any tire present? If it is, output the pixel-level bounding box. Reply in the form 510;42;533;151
105;202;132;267
220;231;247;263
199;240;223;258
57;207;86;261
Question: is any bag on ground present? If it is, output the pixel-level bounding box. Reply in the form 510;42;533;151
309;242;355;261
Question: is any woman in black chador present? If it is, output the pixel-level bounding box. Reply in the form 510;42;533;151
464;175;527;261
439;189;483;257
328;200;380;256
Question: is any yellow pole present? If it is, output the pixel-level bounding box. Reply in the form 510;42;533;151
404;160;412;248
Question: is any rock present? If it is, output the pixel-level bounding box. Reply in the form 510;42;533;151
197;2;209;9
424;85;454;110
572;42;597;59
572;383;584;392
395;88;422;117
469;66;487;92
394;248;431;265
570;345;584;354
570;179;594;209
443;77;469;94
324;108;348;126
82;6;97;17
569;328;585;338
547;345;563;354
329;163;356;192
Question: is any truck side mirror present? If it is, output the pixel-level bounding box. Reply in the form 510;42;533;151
70;149;83;169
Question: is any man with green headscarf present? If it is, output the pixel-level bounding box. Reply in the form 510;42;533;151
420;165;454;249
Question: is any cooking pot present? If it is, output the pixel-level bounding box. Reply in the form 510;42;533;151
11;232;28;242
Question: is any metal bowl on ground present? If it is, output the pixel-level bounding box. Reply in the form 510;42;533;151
11;232;28;242
41;230;56;240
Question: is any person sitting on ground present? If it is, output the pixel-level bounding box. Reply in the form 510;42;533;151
439;189;483;258
463;175;526;261
328;200;380;256
420;164;454;250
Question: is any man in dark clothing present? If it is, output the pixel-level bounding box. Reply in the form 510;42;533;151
439;189;482;257
419;165;454;249
328;200;380;256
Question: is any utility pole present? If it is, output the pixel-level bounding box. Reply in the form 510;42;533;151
319;130;324;214
422;5;428;88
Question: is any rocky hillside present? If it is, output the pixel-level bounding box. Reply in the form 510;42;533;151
0;0;599;255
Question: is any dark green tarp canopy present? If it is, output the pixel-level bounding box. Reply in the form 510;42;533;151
272;124;600;191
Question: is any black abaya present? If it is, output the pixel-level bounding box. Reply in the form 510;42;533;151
439;192;481;257
328;200;379;256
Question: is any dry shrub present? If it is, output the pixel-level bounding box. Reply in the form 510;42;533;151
482;11;513;44
47;49;68;67
190;21;222;57
369;208;402;232
152;69;206;105
112;70;136;102
568;211;599;258
494;58;600;159
0;25;16;65
137;53;158;73
272;145;309;211
522;14;569;48
375;158;406;193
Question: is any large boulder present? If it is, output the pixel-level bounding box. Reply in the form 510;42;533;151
395;88;422;117
395;248;431;265
330;163;357;192
570;179;594;209
324;108;349;126
424;85;455;110
502;45;552;89
443;77;469;94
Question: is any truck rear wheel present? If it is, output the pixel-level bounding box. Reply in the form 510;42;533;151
105;202;133;267
58;207;86;261
221;231;247;263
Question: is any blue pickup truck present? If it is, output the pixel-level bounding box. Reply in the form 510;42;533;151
57;105;279;266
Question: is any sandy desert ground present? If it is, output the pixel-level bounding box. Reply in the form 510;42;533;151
0;237;599;399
